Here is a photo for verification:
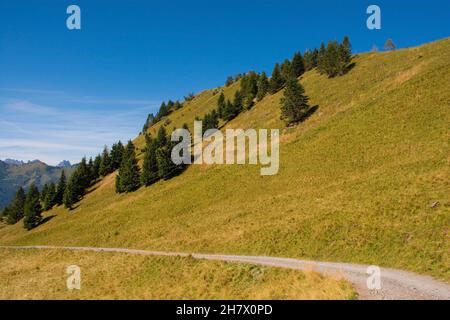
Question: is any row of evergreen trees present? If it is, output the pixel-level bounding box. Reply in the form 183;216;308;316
0;170;68;230
142;100;184;133
115;127;186;193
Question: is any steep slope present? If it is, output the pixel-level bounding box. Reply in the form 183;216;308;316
0;38;448;283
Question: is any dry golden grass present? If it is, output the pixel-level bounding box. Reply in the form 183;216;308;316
0;248;354;300
0;38;449;286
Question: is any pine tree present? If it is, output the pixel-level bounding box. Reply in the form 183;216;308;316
342;36;352;53
156;141;182;180
156;126;168;148
77;157;91;190
141;135;159;186
63;175;78;209
303;49;315;71
269;63;284;93
99;146;112;176
280;75;310;125
217;92;226;118
92;155;101;180
291;52;305;77
40;183;49;203
256;71;269;101
111;141;125;170
23;184;42;230
281;59;293;81
384;39;396;51
43;183;56;211
55;170;67;205
223;100;234;121
324;40;340;77
317;43;327;74
116;141;141;193
6;187;26;224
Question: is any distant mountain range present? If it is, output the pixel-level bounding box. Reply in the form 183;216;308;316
0;159;75;209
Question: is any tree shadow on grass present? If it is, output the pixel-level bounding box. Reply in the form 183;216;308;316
38;215;56;226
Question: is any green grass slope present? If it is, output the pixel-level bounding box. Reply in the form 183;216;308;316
0;38;449;282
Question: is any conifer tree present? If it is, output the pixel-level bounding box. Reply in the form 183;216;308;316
111;141;125;170
223;100;234;122
280;75;310;125
256;71;269;101
269;63;284;93
92;155;101;180
116;141;141;193
141;135;159;186
156;126;168;148
291;52;305;77
233;90;243;115
217;92;226;118
281;59;293;81
77;157;91;190
43;183;56;211
6;187;26;224
303;49;315;71
40;183;49;203
156;141;180;180
63;175;78;209
342;36;352;53
317;43;327;74
55;170;67;205
87;157;94;181
23;184;42;230
99;146;112;176
324;40;340;77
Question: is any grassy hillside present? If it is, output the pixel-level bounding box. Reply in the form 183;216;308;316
0;248;354;299
0;38;449;283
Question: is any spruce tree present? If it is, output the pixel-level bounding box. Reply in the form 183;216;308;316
77;157;91;190
40;183;49;203
111;141;125;170
223;100;234;122
324;40;340;77
92;155;101;180
116;141;141;193
233;90;243;115
269;63;284;93
6;187;26;224
280;75;310;125
55;170;67;205
281;59;293;81
156;141;181;180
317;43;327;74
63;176;78;209
42;183;55;211
141;135;159;186
156;126;168;148
303;49;315;71
291;52;305;77
23;184;42;230
217;92;226;118
99;146;112;176
256;71;269;101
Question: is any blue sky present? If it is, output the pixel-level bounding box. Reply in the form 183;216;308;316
1;0;449;165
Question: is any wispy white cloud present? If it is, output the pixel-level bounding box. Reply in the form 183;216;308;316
0;94;155;165
3;100;58;115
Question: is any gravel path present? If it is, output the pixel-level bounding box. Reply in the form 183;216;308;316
2;245;449;300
